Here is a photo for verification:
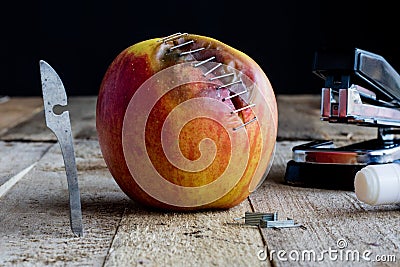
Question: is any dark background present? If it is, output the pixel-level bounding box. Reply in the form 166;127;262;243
1;0;398;96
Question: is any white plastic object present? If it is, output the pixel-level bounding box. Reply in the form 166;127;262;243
354;163;400;205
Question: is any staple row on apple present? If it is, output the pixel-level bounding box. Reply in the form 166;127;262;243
164;32;258;130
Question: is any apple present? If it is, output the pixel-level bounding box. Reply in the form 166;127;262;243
96;33;278;211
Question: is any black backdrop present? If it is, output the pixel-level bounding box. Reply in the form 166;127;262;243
1;0;399;96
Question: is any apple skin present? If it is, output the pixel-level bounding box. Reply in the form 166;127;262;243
96;33;278;211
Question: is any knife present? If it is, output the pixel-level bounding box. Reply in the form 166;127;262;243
39;60;83;237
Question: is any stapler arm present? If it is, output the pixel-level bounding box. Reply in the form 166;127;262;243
284;48;400;190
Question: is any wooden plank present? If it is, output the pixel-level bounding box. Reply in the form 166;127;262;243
0;140;127;266
1;95;378;142
0;139;269;266
4;94;375;142
277;95;377;142
1;94;397;266
3;94;379;143
0;97;43;136
249;141;400;266
104;200;269;267
0;96;97;141
0;141;52;187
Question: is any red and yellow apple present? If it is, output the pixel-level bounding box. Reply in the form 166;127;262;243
96;33;278;211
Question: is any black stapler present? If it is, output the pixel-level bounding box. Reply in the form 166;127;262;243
284;48;400;190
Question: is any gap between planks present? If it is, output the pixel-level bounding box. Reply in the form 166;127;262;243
249;141;400;267
0;140;270;267
0;97;43;136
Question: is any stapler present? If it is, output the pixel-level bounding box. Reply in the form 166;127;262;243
284;48;400;190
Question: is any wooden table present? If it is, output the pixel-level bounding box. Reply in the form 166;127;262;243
0;95;398;267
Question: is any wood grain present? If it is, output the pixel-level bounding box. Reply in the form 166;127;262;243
0;140;127;266
249;141;400;267
104;200;268;267
1;95;378;143
0;96;97;141
0;97;43;136
0;141;52;187
277;95;377;142
1;95;399;266
0;139;269;266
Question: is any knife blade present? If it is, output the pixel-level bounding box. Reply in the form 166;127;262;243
39;60;83;237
